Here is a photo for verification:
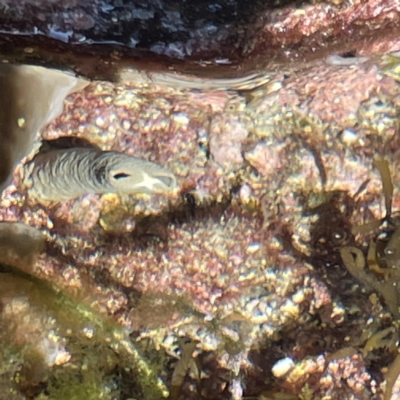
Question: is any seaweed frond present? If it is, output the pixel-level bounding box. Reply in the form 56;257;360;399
384;351;400;400
340;246;399;318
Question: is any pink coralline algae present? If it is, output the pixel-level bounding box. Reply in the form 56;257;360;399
3;42;400;400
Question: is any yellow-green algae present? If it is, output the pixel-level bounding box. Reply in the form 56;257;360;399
0;263;169;399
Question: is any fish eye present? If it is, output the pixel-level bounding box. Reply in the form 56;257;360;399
113;172;131;180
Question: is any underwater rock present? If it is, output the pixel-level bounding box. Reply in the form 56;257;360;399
0;1;397;78
0;222;44;273
0;64;87;193
0;53;399;398
1;1;400;398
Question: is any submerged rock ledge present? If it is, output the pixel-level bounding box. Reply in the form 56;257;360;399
0;1;400;399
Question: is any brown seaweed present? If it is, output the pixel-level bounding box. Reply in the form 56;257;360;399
340;157;400;399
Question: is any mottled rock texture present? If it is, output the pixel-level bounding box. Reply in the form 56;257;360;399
0;0;398;78
0;1;400;400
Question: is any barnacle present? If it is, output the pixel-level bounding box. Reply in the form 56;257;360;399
24;147;178;203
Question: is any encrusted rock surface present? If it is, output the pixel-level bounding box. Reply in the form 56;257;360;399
0;0;399;78
1;1;400;399
0;52;399;399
